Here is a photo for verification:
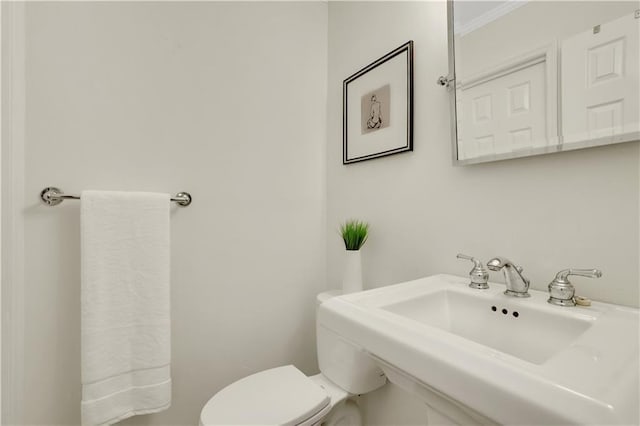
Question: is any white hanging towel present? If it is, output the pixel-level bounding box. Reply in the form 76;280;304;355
81;191;171;425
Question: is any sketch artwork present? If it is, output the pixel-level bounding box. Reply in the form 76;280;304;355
343;40;413;164
361;84;390;135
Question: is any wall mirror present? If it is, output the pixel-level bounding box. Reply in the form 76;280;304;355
445;1;639;165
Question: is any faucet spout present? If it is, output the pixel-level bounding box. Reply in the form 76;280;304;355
487;257;531;297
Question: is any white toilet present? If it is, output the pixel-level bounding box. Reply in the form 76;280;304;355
199;291;387;425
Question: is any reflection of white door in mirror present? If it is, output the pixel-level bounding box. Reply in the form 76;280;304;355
449;1;640;165
456;44;557;160
561;12;639;145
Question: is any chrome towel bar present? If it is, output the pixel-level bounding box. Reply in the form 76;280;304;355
40;187;192;207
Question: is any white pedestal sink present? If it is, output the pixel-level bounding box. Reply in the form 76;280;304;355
317;274;639;425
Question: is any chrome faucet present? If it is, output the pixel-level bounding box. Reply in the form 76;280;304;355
487;257;530;297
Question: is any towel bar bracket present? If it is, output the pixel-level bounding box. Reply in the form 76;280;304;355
40;187;192;207
174;192;192;207
40;187;74;206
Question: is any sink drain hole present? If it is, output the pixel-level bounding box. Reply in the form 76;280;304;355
501;308;508;315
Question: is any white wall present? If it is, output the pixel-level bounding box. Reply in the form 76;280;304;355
0;2;3;418
0;0;6;419
13;2;327;424
327;1;639;422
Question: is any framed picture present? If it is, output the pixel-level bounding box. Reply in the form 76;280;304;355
343;41;414;164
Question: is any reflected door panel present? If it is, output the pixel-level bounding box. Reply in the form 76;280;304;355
458;58;549;160
561;12;640;143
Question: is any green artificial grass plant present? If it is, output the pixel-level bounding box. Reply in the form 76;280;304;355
340;220;369;251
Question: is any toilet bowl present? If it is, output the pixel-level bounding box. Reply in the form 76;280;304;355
199;291;386;425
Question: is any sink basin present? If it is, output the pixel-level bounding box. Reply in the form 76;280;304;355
382;289;592;364
318;274;639;425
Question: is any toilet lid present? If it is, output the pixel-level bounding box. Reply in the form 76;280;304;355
200;365;330;426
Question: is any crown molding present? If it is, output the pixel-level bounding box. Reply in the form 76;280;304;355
454;1;529;38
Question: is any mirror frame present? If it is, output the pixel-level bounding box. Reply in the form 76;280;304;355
446;0;640;166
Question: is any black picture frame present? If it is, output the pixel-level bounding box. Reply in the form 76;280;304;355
343;41;414;164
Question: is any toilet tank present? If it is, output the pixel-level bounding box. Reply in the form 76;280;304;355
316;293;387;395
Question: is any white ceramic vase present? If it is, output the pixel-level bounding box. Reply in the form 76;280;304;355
342;250;363;294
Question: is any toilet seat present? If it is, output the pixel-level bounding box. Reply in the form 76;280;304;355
200;365;333;426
